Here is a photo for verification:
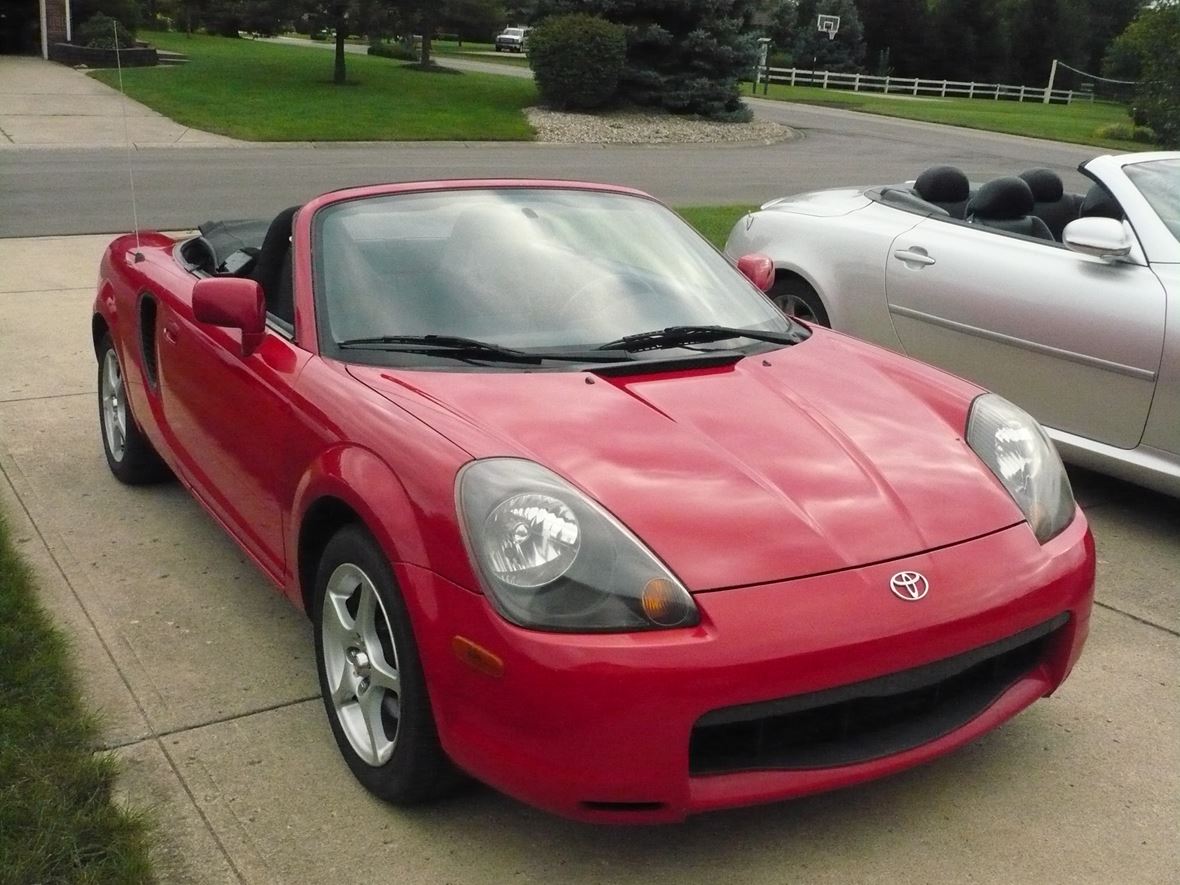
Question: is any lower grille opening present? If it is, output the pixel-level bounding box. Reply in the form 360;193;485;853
580;801;666;813
690;614;1068;776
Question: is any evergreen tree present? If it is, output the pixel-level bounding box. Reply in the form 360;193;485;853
530;1;760;118
765;0;798;58
927;0;1005;82
858;0;930;77
1005;0;1087;86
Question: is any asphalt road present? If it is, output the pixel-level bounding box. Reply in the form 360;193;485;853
1;98;1101;238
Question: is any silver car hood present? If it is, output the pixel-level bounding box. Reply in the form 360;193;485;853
760;188;871;217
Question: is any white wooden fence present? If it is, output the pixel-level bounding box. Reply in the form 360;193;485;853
755;66;1087;104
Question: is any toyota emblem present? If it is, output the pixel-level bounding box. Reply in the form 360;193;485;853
889;571;929;601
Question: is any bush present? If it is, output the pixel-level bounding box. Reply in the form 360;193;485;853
75;13;135;49
368;40;418;61
1094;123;1158;144
532;1;757;120
528;14;626;111
72;0;139;31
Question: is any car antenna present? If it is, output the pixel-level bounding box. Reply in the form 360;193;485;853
112;22;144;263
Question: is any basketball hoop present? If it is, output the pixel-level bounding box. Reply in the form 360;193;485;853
817;14;840;41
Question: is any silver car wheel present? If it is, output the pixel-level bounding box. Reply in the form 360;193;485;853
100;348;128;463
321;562;403;767
773;291;819;323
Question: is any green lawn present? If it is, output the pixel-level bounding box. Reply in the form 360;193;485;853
678;205;757;250
751;83;1144;152
92;32;537;141
0;510;154;884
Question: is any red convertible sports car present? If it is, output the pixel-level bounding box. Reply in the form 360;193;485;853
93;180;1095;823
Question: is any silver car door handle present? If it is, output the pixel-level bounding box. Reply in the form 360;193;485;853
892;249;936;267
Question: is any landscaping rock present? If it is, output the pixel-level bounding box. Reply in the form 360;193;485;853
525;107;793;145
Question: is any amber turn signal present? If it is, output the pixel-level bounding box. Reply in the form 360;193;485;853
452;636;505;678
641;578;689;626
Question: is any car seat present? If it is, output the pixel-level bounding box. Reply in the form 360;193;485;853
1078;183;1124;221
1018;168;1080;241
913;166;971;219
248;206;299;325
965;177;1054;240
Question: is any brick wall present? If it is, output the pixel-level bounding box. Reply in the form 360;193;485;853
44;0;69;44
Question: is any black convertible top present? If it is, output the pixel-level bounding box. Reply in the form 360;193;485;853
196;218;272;270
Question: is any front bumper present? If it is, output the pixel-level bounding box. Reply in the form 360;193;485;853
399;513;1094;823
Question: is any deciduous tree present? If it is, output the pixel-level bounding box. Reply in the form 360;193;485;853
1106;0;1180;146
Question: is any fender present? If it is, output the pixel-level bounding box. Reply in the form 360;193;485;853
287;443;481;611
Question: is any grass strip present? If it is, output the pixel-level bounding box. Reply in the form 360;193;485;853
749;83;1145;152
0;509;154;885
91;32;537;142
678;205;758;250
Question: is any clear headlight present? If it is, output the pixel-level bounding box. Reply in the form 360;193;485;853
966;394;1076;543
457;459;699;632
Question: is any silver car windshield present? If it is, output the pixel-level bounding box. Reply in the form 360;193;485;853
313;189;790;349
1125;159;1180;243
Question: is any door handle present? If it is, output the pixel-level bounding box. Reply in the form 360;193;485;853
892;248;936;267
163;322;179;344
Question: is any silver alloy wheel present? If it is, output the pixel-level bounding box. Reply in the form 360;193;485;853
101;348;128;463
321;562;402;767
773;292;819;323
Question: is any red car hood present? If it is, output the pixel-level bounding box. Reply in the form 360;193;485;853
347;332;1024;591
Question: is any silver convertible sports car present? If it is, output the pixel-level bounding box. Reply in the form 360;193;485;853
725;151;1180;497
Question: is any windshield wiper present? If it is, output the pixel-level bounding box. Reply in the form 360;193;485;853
336;334;631;364
596;324;807;353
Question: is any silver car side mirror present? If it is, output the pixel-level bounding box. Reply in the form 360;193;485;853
1062;217;1132;262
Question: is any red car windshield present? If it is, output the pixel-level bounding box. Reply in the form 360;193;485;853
312;188;790;351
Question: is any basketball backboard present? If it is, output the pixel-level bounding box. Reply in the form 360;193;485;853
817;14;840;40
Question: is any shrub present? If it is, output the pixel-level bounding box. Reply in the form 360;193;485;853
368;40;418;61
1094;123;1157;144
532;1;757;119
528;14;626;111
75;13;136;49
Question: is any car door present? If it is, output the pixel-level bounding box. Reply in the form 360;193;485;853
884;218;1166;449
156;303;310;581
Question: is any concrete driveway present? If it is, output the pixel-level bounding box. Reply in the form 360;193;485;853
0;56;238;148
0;233;1176;884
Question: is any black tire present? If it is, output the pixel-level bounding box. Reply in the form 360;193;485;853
97;332;170;484
313;524;457;805
768;276;831;327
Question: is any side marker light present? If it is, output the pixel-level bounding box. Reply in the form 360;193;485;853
452;636;505;678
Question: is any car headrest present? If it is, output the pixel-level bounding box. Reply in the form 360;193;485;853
914;166;970;204
1018;168;1064;203
1079;183;1122;220
968;177;1035;220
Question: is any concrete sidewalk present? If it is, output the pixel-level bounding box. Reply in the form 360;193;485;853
0;56;239;148
0;232;1177;884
